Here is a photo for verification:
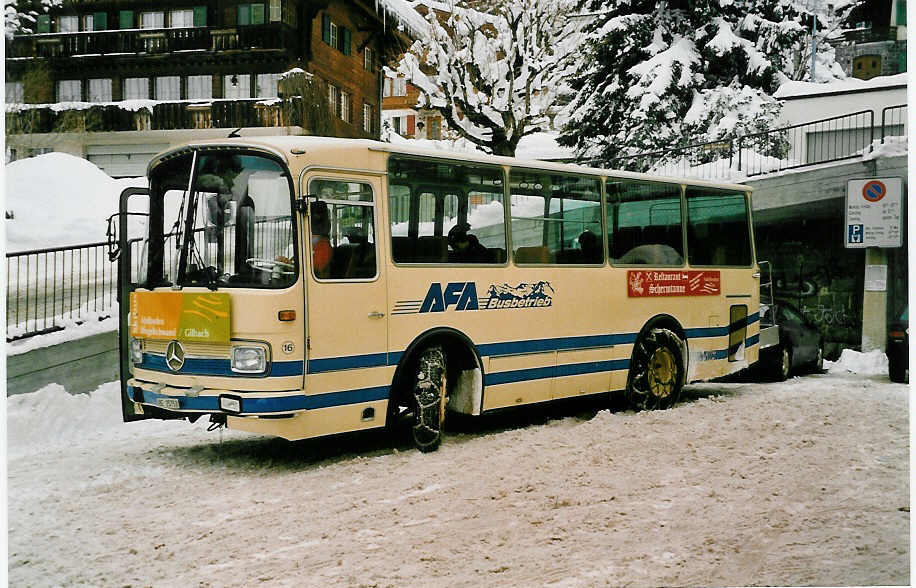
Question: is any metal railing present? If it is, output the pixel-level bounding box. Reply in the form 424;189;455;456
609;106;906;180
881;105;907;143
6;218;294;340
5;239;142;340
6;23;297;59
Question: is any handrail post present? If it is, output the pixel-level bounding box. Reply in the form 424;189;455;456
869;110;874;151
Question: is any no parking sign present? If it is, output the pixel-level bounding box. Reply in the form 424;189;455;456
845;177;903;248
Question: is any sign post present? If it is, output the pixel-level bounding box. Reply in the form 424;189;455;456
846;177;904;351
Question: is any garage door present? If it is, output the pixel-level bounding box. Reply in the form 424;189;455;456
87;144;169;177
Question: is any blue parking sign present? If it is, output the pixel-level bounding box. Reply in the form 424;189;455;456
848;224;864;244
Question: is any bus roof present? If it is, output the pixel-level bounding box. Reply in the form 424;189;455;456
148;135;752;192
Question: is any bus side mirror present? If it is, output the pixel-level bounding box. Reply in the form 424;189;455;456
106;214;119;261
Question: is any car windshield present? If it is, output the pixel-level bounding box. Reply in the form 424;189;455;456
140;149;297;289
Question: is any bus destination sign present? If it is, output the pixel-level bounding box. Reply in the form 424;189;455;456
627;270;721;297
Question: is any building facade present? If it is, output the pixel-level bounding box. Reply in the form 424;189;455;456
380;69;446;141
834;0;907;80
5;0;420;175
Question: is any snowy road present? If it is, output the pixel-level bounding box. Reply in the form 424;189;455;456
8;363;909;587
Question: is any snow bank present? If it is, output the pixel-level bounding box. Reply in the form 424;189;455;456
6;311;118;356
5;152;147;251
825;349;888;376
7;382;127;458
5;380;210;459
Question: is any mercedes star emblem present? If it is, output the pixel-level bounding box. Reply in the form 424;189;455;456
165;340;186;372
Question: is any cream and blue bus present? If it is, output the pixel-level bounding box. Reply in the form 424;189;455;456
110;137;760;451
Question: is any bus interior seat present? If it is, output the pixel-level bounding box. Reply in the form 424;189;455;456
390;235;448;263
417;236;448;263
488;248;507;263
613;226;642;259
514;245;551;264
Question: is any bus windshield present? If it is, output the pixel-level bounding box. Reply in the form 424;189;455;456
141;149;297;289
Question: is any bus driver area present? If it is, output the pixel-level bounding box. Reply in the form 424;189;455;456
114;136;760;452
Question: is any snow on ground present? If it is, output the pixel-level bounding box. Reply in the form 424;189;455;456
5;152;147;251
825;348;888;375
7;351;909;587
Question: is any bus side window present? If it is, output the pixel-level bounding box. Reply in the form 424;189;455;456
607;179;683;266
387;156;506;264
509;170;602;265
308;179;377;280
685;188;751;266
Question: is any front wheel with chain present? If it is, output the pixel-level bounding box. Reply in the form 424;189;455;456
626;328;685;411
410;346;447;452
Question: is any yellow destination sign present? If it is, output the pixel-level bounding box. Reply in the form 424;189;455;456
130;291;231;344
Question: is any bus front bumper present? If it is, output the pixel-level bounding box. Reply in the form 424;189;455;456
127;379;306;417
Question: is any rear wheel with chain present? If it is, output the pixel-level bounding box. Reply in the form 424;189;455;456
626;328;685;411
410;346;447;452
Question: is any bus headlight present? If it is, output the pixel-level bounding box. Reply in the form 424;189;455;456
130;337;143;364
231;346;267;373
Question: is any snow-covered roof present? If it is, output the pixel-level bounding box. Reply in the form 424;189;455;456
775;73;908;100
375;0;428;38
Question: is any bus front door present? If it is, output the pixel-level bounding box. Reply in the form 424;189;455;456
303;175;390;428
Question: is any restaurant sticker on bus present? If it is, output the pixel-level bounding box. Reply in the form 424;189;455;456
627;270;720;297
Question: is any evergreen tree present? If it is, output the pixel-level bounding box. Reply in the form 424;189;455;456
558;0;847;166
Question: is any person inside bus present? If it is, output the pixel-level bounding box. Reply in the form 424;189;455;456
310;201;332;278
578;230;602;264
448;222;489;263
198;153;255;281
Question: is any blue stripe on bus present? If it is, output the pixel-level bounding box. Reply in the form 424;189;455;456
746;334;759;347
684;326;729;338
747;312;759;325
485;359;630;386
307;353;389;374
478;333;637;357
144;323;757;380
128;385;388;413
139;355;303;378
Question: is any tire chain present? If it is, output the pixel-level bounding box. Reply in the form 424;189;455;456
412;346;446;448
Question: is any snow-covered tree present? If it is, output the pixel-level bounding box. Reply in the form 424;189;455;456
5;0;61;40
558;0;849;166
398;0;579;157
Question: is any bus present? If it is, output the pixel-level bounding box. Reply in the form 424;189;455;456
109;137;761;452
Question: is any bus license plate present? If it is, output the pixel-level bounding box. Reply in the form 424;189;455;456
156;398;180;410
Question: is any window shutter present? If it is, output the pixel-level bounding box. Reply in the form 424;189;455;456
897;0;907;25
322;14;330;44
407;115;415;136
251;3;265;24
93;12;107;30
341;27;351;55
118;10;133;29
238;4;251;25
37;14;50;33
193;6;207;26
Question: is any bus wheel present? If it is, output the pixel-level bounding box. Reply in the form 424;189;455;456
627;328;684;411
410;346;447;452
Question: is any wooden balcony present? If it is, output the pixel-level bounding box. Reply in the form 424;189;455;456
7;23;297;59
6;97;319;135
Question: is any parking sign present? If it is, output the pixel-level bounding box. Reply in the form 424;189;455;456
845;178;903;248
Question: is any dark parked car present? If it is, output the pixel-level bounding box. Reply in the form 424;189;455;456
887;307;908;383
759;303;824;381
